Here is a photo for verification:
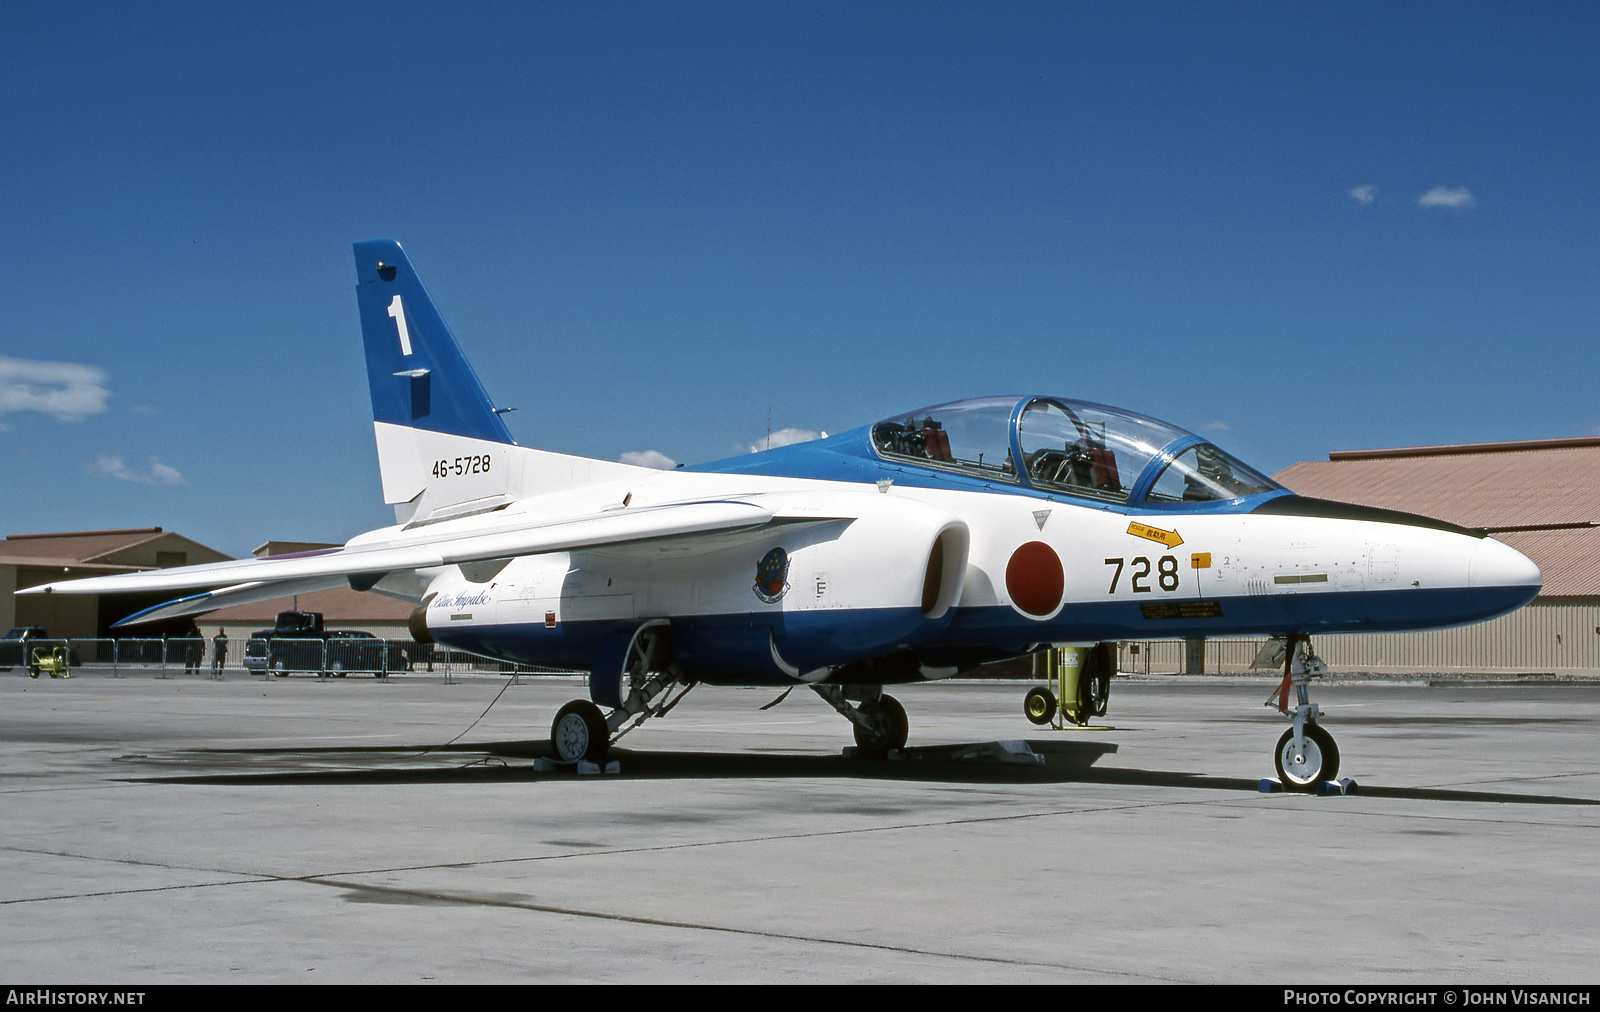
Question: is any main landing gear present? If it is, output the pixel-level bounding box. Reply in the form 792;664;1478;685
548;624;696;766
550;678;913;766
810;684;909;758
1267;634;1341;790
546;612;924;765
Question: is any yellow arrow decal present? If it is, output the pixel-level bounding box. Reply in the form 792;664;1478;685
1127;521;1184;549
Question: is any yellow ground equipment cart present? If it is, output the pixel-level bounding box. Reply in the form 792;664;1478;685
1023;642;1114;728
29;646;71;679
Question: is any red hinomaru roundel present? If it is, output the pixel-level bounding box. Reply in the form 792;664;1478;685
1005;540;1064;617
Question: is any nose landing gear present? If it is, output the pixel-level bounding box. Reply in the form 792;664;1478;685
1266;635;1340;790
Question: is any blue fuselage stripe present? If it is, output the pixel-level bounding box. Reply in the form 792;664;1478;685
435;583;1539;684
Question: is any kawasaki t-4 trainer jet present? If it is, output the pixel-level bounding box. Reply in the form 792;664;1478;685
27;240;1543;787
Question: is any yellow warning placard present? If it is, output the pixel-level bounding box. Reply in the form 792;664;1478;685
1127;521;1184;549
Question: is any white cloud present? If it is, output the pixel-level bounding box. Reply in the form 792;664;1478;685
148;459;186;485
1417;186;1475;210
619;449;677;469
745;427;826;453
1201;419;1234;432
89;454;187;486
1349;185;1377;205
0;356;110;421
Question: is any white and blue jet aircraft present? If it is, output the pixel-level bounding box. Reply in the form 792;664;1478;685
27;240;1543;787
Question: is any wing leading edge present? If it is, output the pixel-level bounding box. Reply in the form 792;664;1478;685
23;499;828;623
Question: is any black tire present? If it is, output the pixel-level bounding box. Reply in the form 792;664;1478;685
853;694;909;756
1274;723;1340;790
1024;685;1057;726
551;700;609;764
1080;643;1114;718
1076;668;1110;722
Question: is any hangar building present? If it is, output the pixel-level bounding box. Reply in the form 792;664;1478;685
1274;436;1600;675
0;528;231;637
2;530;408;640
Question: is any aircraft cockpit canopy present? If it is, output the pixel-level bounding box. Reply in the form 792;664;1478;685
869;396;1281;507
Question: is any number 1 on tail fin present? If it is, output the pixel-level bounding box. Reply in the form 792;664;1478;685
387;295;413;356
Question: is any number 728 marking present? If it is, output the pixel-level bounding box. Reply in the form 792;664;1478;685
1105;556;1180;593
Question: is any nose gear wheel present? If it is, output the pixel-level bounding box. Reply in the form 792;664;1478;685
1275;722;1339;790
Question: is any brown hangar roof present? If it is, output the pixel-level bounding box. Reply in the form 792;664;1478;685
1;527;233;577
1274;437;1600;597
1;528;171;566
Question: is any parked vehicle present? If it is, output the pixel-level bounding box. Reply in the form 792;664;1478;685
244;612;407;677
241;631;273;675
324;630;408;676
1;627;70;674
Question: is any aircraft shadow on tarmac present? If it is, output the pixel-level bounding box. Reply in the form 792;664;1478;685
120;740;1600;805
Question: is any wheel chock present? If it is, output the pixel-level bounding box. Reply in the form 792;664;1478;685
1258;777;1359;795
533;757;621;774
1316;777;1358;795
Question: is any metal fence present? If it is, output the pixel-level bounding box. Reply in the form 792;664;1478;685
1120;601;1600;675
1115;638;1279;675
1;637;581;681
12;625;1588;681
0;635;1314;681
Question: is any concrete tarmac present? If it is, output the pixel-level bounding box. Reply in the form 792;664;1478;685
1;670;1597;984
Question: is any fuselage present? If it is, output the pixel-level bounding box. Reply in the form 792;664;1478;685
396;395;1542;686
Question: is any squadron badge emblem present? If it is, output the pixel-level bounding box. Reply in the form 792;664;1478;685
753;547;791;603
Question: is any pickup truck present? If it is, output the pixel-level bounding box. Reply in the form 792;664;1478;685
242;612;407;677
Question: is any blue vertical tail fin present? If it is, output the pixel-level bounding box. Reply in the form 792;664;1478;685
353;239;648;525
354;238;515;446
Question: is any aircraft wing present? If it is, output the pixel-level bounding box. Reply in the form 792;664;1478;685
22;498;806;602
110;576;361;626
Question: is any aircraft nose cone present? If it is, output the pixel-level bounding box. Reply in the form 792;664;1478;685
1469;536;1543;597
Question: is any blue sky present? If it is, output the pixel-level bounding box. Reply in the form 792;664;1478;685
2;1;1596;557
